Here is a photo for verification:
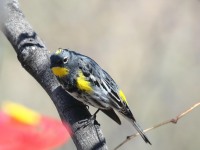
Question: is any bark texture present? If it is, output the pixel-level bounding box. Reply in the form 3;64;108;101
0;0;107;149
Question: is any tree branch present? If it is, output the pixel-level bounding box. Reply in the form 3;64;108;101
114;102;200;150
0;0;108;149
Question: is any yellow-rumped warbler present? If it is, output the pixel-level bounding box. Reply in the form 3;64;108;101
50;48;151;144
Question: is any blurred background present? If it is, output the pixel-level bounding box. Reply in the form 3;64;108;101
0;0;200;149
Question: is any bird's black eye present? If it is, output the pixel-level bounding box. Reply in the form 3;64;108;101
63;57;68;64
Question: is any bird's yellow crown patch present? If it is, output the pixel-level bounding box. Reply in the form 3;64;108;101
55;48;63;55
51;67;69;77
119;90;128;105
77;71;93;93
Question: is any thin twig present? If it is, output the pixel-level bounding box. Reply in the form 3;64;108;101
114;102;200;150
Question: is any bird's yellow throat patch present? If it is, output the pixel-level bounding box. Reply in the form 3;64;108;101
119;90;128;105
51;67;69;77
77;71;93;93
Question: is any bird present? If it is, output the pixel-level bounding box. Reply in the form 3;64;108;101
50;48;151;145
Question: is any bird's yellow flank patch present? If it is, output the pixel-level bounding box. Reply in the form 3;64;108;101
119;90;128;105
51;67;69;77
77;71;93;93
55;48;63;55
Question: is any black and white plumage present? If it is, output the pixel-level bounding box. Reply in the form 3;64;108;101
50;48;151;145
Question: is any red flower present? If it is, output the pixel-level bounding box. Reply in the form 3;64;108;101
0;102;71;150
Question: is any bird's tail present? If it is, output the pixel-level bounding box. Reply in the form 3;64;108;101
132;120;151;145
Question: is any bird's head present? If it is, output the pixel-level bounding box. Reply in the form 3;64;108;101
50;48;71;78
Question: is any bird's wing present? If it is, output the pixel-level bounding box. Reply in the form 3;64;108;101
79;57;125;109
100;109;121;125
78;57;123;124
101;70;125;107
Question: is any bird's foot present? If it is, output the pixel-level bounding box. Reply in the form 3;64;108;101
78;109;100;128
